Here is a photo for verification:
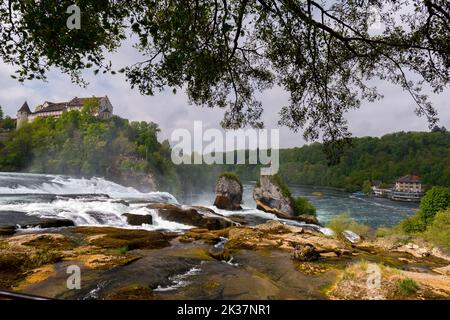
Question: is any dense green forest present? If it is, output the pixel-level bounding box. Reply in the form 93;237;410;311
0;109;180;193
177;131;450;193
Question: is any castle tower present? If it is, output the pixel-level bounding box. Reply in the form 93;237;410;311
16;101;31;129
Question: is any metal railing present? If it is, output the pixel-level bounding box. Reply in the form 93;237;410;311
0;290;53;300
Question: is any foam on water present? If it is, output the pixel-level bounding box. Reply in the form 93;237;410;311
0;172;178;203
0;172;187;231
0;172;334;233
154;266;203;292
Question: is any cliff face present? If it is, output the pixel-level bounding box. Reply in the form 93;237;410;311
253;175;294;216
105;160;157;193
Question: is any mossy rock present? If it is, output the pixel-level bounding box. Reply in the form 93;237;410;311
294;261;334;275
105;284;154;300
73;227;174;250
178;228;231;244
203;281;222;289
17;234;77;251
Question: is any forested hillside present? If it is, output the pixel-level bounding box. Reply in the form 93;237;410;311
278;131;450;190
177;131;450;193
0;110;180;193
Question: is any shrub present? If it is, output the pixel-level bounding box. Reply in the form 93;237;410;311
400;214;427;234
425;210;450;249
116;245;129;255
375;223;405;237
418;187;450;225
375;227;394;237
326;213;371;238
292;196;316;216
397;278;419;296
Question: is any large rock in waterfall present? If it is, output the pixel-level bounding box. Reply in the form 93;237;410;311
213;173;243;210
122;213;153;226
253;175;294;216
253;175;318;224
147;203;237;230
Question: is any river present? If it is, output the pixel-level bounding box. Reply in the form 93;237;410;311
184;182;419;228
0;172;418;230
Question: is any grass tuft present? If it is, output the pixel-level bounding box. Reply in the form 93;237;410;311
397;278;419;296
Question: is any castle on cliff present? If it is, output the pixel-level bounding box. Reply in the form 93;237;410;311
17;96;113;128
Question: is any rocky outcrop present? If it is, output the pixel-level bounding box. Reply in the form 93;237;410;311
253;175;294;216
122;213;153;226
394;243;431;258
73;226;174;250
0;211;75;231
147;203;237;230
253;175;319;224
0;225;17;236
213;174;243;210
223;221;350;256
73;254;141;270
433;265;450;276
106;163;157;193
25;218;75;229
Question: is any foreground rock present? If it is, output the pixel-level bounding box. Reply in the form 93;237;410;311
73;226;174;250
213;174;243;210
328;262;450;300
2;218;449;300
181;220;350;257
0;227;176;292
0;225;17;236
433;265;450;276
356;236;450;262
147;203;237;230
25;218;75;229
0;210;74;233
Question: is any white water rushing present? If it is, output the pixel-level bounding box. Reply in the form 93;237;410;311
0;172;189;231
0;172;332;235
0;172;177;201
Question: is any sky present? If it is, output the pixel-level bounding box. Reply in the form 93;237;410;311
0;38;448;149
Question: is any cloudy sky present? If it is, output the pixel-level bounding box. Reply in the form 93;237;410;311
0;38;448;149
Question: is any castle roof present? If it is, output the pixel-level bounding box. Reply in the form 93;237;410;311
34;102;68;113
18;101;31;114
34;96;107;114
